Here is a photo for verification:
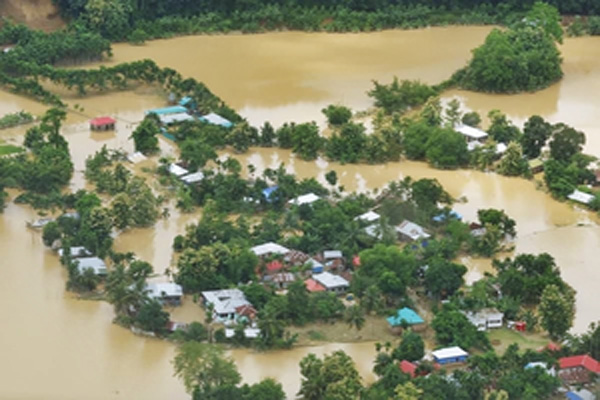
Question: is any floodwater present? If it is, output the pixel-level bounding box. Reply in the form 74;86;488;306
1;26;600;399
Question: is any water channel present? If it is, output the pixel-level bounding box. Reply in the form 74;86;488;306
1;27;600;399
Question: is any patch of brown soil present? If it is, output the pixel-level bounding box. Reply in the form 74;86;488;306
0;0;65;32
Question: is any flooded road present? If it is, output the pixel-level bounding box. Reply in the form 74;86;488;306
1;26;600;399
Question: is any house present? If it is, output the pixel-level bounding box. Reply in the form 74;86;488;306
312;272;349;294
305;278;326;292
159;112;194;126
288;193;321;206
127;152;147;164
324;250;344;270
454;124;488;143
529;158;544;174
57;246;92;258
168;163;189;177
75;257;107;275
355;211;380;223
568;190;595;205
264;272;296;289
396;220;431;241
469;222;487;237
265;260;283;274
262;186;278;203
387;307;425;331
558;355;600;384
201;289;252;323
179;96;197;110
225;327;260;339
432;210;462;223
307;258;324;274
462;308;504;331
180;171;204;185
250;242;290;258
167;321;188;333
235;304;257;322
567;389;596;400
284;249;310;266
400;360;417;378
524;361;556;377
199;113;233;128
146;105;188;116
90;116;116;131
432;347;469;365
145;282;183;306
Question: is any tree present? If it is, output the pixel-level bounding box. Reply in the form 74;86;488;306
521;115;552;159
325;170;338;187
444;98;462;128
135;300;169;335
477;209;516;237
461;111;481;127
392;330;425;362
42;221;62;246
522;1;563;43
394;382;423;400
345;305;366;331
497;142;529;177
368;78;437;114
286;280;312;324
425;127;469;169
84;0;133;40
173;342;241;395
487;110;521;144
243;378;285;400
424;257;467;299
298;351;362;400
180;138;217;170
128;28;147;45
131;114;160;155
291;122;323;161
322;105;352;126
402;120;434;160
539;284;575;339
549;124;585;162
326;122;367;163
432;307;490;350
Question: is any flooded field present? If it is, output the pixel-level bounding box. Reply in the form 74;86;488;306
1;26;600;399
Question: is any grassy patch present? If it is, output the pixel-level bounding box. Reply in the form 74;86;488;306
307;330;327;341
488;328;549;354
0;144;23;156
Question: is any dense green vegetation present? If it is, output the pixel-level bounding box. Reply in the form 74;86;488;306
0;111;34;129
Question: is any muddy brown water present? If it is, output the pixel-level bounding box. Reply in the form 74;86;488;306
1;27;600;399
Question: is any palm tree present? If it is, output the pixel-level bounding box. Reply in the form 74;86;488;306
345;305;366;331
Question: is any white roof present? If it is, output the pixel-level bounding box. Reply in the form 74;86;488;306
568;189;594;205
396;220;431;241
201;112;232;127
76;257;107;275
168;163;189;177
250;242;290;257
467;141;482;151
202;289;250;315
127;152;147;164
324;250;343;259
312;272;349;289
58;246;91;258
355;211;380;222
432;346;469;360
288;193;320;206
180;171;204;184
146;282;183;299
455;124;488;140
496;142;508;154
225;327;260;339
159;112;194;125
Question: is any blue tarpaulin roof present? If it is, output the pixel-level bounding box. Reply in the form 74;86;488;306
179;97;194;106
432;210;463;222
146;106;188;116
262;186;278;202
387;307;425;327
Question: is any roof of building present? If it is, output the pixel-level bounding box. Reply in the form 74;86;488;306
235;304;257;317
266;260;283;273
432;210;462;222
568;190;595;205
272;272;295;283
567;389;596;400
305;278;326;292
454;124;488;139
529;158;544;169
496;142;508;154
355;211;381;222
179;96;194;106
225;327;260;339
251;242;290;257
396;220;431;241
75;257;107;275
90;116;116;126
57;246;91;258
432;346;469;360
146;105;188;116
159;112;194;125
127;152;147;164
168;163;189;177
288;193;321;206
146;282;183;299
559;355;600;373
323;250;343;259
312;271;349;289
200;112;233;128
180;171;204;184
387;307;425;327
399;360;417;377
201;289;250;315
353;255;361;267
262;186;278;201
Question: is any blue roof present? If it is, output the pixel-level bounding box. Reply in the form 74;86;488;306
262;186;278;202
387;307;425;327
146;106;188;116
179;97;193;106
432;210;463;222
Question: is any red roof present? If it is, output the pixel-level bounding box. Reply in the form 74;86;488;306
353;255;361;267
305;278;326;292
399;360;416;378
266;260;283;273
559;355;600;373
90;116;116;126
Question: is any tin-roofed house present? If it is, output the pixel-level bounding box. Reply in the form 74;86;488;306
75;257;108;276
312;272;349;294
201;289;252;324
145;282;183;306
200;113;233;128
396;220;431;242
387;307;425;333
432;346;469;365
90;116;116;131
288;193;321;207
57;246;92;258
454;124;488;144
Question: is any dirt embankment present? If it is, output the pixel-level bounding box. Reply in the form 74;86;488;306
0;0;65;32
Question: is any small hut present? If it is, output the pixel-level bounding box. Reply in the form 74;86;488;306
90;116;116;131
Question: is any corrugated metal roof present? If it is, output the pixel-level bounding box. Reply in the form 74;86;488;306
312;272;349;289
432;346;469;360
251;242;290;256
288;193;320;206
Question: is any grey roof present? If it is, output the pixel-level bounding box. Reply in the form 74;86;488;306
75;257;107;275
454;124;488;140
323;250;343;259
396;220;431;241
180;171;204;184
312;272;349;289
288;193;320;206
355;211;381;222
159;112;194;125
57;246;91;258
568;189;594;205
168;163;189;177
146;282;183;299
250;242;290;257
201;289;250;315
